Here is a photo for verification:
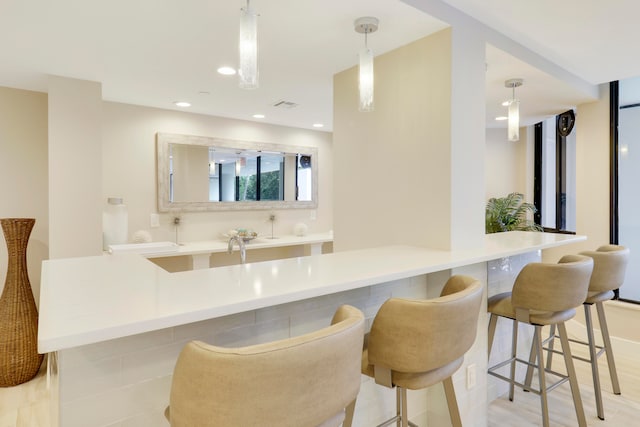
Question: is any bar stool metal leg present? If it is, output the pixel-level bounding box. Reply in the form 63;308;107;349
443;376;463;427
344;400;356;427
584;304;605;420
488;314;498;355
528;302;621;421
596;301;621;395
545;324;556;370
401;387;408;427
376;387;418;427
524;333;537;392
396;387;401;427
509;319;518;401
558;322;587;427
534;325;550;427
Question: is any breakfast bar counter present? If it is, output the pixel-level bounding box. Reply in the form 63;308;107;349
38;231;583;353
38;231;585;427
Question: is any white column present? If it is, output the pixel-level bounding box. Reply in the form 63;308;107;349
48;76;103;258
449;25;486;250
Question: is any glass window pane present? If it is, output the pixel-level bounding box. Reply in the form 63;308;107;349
238;156;258;201
260;154;284;201
541;117;556;229
564;126;577;231
617;76;640;300
297;155;312;201
220;162;236;201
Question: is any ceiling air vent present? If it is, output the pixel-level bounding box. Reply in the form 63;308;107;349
272;100;298;109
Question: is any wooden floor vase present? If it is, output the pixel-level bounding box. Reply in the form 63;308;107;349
0;218;43;387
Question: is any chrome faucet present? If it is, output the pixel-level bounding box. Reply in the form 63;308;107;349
227;235;247;264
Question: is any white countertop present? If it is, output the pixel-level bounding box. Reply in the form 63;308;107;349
147;232;333;258
108;232;333;258
37;231;585;353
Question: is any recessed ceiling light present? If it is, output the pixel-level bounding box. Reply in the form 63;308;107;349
501;100;510;106
253;114;265;119
174;101;191;108
312;123;324;128
217;66;237;76
495;116;508;121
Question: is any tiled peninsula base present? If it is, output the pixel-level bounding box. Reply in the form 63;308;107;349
47;254;538;427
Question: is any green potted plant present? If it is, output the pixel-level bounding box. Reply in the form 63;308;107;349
485;192;542;233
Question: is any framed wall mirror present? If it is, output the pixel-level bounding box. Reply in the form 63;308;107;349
157;133;318;212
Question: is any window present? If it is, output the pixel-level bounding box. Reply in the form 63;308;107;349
613;78;640;302
534;110;576;233
208;154;285;202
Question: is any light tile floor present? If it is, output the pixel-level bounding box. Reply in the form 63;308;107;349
0;363;49;427
1;339;639;426
488;339;640;426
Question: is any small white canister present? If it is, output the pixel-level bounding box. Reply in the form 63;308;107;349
103;197;128;250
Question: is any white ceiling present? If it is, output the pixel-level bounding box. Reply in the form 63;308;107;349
441;0;640;85
1;0;639;132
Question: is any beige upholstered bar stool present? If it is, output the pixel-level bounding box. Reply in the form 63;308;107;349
165;304;365;427
487;255;593;427
362;275;483;427
540;245;629;420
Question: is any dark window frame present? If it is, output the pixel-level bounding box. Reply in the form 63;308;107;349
533;113;576;235
610;81;619;245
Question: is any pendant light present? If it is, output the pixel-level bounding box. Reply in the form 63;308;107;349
354;17;379;112
505;79;523;141
239;0;258;89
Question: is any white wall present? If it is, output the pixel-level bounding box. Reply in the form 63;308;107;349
0;86;48;303
335;30;450;252
101;101;333;246
48;76;103;258
333;31;452;251
484;126;531;200
333;28;486;252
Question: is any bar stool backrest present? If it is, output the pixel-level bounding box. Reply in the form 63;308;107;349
511;255;593;314
167;304;365;427
580;245;629;294
367;275;483;374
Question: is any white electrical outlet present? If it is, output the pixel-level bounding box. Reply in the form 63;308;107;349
310;210;317;220
466;364;476;389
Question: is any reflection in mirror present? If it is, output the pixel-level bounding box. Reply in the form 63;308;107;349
157;133;317;212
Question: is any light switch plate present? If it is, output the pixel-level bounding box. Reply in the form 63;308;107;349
150;213;160;228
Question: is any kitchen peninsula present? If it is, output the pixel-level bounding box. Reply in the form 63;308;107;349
38;231;585;427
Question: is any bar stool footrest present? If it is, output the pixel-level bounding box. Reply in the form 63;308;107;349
376;415;418;427
488;357;570;396
542;335;607;364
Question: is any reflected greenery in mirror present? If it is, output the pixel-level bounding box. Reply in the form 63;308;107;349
157;133;318;212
